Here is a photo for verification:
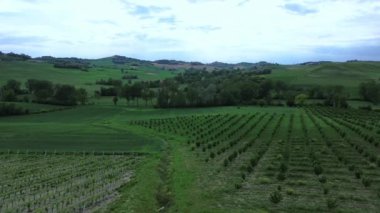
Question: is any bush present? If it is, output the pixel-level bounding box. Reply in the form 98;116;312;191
319;175;327;183
286;188;295;195
326;198;338;209
323;186;329;195
362;178;371;187
269;190;283;204
355;169;362;179
0;103;28;116
235;183;242;189
279;162;288;173
314;164;323;175
277;172;286;181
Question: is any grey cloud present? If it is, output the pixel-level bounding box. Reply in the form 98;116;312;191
237;0;250;6
313;44;380;61
0;35;48;45
120;0;170;19
158;16;176;25
88;20;118;26
282;3;318;15
188;25;221;32
188;0;225;3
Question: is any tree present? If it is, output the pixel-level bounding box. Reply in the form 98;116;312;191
131;82;143;106
185;86;199;106
141;87;151;106
121;84;132;105
240;81;259;103
324;86;348;108
113;96;118;105
147;90;155;105
0;88;17;101
76;88;88;105
258;79;273;99
3;79;22;94
295;94;308;106
157;88;170;107
26;79;54;102
359;80;380;104
53;84;77;105
274;80;287;98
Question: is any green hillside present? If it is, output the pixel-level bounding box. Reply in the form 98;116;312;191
0;59;176;94
268;62;380;98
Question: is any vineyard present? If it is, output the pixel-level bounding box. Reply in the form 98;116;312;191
0;152;142;212
132;107;380;212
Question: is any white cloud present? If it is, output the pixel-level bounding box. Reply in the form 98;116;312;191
0;0;379;63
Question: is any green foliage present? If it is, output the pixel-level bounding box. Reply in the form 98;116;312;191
286;188;295;195
359;80;380;104
0;103;28;116
269;190;283;204
314;164;323;175
362;178;371;187
319;175;327;183
326;198;338;209
295;93;308;105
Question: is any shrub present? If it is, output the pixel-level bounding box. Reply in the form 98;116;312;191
0;103;28;116
223;159;228;167
362;178;371;187
241;173;246;180
323;186;329;195
277;172;286;181
269;191;283;204
319;175;327;184
235;183;242;189
280;163;288;173
369;155;376;163
355;169;362;179
314;165;323;175
286;188;295;195
326;198;338;209
210;152;215;159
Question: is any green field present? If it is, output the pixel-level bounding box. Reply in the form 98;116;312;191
1;58;380;212
0;60;176;94
1;104;380;212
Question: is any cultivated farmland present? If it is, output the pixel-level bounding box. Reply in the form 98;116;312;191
132;106;380;212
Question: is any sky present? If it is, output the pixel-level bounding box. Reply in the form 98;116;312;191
0;0;379;64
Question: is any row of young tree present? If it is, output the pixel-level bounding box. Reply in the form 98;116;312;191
0;79;88;106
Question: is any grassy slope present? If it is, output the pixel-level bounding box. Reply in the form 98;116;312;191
267;62;380;98
2;60;380;99
0;60;176;94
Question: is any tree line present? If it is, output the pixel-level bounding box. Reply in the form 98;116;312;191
100;69;350;108
0;79;88;106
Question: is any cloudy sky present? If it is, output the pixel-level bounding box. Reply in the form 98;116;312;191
0;0;379;63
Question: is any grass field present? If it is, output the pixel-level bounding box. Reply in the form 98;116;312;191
0;60;176;94
267;62;380;98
